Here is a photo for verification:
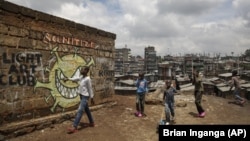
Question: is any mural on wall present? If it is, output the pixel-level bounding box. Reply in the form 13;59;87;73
34;47;95;112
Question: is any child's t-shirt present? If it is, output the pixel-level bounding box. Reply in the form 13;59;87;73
164;87;176;103
135;78;147;94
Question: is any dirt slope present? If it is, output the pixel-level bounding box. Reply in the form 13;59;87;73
9;91;250;141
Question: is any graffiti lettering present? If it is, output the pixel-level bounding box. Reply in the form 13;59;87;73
99;70;114;77
3;53;42;64
1;52;42;86
8;64;37;74
0;74;35;86
43;33;95;48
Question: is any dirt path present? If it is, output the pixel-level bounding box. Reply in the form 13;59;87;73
8;92;250;141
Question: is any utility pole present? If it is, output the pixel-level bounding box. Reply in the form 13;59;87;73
237;54;240;75
191;55;193;79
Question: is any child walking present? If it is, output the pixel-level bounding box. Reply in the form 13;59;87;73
163;80;177;125
135;72;148;117
193;68;205;117
229;70;245;105
63;67;95;134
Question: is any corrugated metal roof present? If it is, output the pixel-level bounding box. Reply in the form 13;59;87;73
202;81;215;85
207;77;220;81
114;75;250;94
118;79;135;85
115;86;136;90
115;73;154;78
148;80;165;88
181;85;194;91
216;83;228;87
241;83;250;88
217;86;231;92
218;73;232;77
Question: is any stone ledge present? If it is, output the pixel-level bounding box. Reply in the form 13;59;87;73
0;101;117;140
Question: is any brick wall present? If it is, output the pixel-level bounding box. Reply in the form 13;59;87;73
0;0;116;128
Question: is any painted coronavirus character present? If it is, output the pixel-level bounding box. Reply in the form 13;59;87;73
34;47;95;112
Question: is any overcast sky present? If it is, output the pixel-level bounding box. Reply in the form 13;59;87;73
6;0;250;57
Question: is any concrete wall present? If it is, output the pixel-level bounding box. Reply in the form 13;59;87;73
0;0;116;129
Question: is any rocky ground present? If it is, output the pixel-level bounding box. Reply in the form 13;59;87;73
7;89;250;141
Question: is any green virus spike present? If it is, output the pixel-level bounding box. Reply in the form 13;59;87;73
51;47;63;64
74;47;79;58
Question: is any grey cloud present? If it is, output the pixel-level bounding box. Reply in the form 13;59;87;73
33;0;84;13
128;20;180;39
233;0;250;27
7;0;83;14
156;0;221;16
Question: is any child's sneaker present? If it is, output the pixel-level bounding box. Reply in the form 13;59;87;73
241;100;246;105
89;122;95;127
134;111;139;116
199;112;205;117
171;116;175;121
159;120;165;125
67;127;78;134
138;113;142;117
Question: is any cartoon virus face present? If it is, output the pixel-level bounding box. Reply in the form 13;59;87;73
34;47;95;112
